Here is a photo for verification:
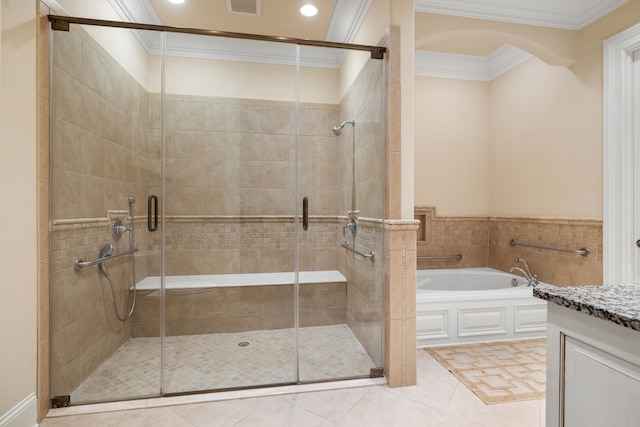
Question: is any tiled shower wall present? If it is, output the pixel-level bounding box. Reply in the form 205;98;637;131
337;58;386;368
415;206;603;286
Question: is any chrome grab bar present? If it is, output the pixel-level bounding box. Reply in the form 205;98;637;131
417;254;462;261
74;247;138;271
509;239;589;256
342;241;375;261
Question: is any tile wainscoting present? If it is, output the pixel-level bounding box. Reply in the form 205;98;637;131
415;206;602;286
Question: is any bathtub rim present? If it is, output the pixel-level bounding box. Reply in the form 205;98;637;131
416;267;551;303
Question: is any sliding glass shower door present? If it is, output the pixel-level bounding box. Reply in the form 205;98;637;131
50;16;385;406
296;46;385;382
50;24;164;405
160;33;300;393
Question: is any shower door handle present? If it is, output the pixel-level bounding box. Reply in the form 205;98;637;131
148;195;158;232
302;197;308;231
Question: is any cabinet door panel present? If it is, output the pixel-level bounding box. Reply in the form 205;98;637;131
564;337;640;427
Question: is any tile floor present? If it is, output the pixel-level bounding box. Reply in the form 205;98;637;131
44;349;545;426
71;325;376;404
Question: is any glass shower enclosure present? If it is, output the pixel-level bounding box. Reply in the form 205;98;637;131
49;16;386;405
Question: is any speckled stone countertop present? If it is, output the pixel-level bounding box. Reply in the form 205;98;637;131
533;284;640;332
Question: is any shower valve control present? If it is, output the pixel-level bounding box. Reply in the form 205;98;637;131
342;219;358;236
112;219;129;241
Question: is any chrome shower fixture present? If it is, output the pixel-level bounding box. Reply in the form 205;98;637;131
99;243;115;259
332;119;356;136
112;197;136;241
98;243;114;276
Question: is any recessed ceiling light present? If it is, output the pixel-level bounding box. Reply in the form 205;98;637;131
168;0;185;4
300;4;318;17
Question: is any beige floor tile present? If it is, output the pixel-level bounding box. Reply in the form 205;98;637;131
71;324;375;404
41;406;193;426
44;349;547;427
445;382;542;427
283;387;370;424
336;386;448;427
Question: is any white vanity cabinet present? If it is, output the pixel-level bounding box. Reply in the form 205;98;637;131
539;287;640;427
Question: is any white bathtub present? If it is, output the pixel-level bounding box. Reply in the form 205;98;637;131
416;267;548;348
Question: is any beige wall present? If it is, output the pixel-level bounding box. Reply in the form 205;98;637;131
0;0;38;423
414;77;490;216
489;56;601;218
414;1;640;220
414;55;601;218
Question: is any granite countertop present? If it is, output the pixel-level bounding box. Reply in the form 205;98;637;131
533;283;640;332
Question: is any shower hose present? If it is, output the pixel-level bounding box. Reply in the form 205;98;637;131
99;257;137;321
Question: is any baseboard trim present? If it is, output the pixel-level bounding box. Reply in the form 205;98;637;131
0;393;37;427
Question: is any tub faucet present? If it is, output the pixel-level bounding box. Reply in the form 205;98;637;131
509;257;539;287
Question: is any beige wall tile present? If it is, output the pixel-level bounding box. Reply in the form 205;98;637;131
415;207;602;286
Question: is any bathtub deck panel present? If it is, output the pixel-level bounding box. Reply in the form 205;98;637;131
417;268;548;348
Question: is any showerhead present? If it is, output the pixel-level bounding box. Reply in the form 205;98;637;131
332;119;356;136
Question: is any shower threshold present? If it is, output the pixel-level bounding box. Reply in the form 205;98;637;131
69;324;376;405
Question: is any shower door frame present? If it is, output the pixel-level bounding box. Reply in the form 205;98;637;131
48;13;387;403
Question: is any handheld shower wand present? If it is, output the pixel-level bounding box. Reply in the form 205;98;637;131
98;243;114;277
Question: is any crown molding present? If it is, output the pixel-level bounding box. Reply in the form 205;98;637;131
414;50;488;81
108;0;371;68
414;45;532;81
414;0;629;30
486;44;532;80
325;0;372;43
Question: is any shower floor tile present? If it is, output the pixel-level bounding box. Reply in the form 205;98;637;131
70;324;375;405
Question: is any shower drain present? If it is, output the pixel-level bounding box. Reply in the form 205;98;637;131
238;341;250;347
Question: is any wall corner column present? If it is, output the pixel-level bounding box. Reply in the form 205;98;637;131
384;221;418;387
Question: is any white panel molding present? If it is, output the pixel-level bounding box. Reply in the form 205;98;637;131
417;309;450;340
0;393;37;427
603;23;640;284
108;0;372;68
414;0;629;30
514;303;547;333
415;44;531;81
458;306;507;337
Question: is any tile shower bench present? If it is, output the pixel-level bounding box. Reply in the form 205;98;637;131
534;284;640;427
129;270;349;337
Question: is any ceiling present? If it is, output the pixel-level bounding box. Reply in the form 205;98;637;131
109;0;631;39
146;0;337;40
54;0;629;69
56;0;632;45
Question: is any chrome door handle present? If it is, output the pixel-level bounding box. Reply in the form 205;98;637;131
148;195;158;232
